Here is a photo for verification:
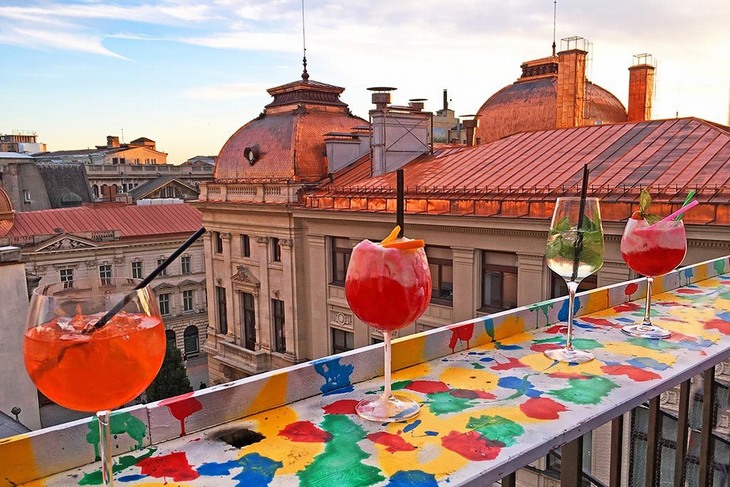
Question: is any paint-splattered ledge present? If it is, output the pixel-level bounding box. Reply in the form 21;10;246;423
2;256;729;486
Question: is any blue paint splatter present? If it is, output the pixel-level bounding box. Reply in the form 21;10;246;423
467;351;486;355
403;419;421;433
424;431;439;436
494;342;522;350
232;453;283;487
313;357;354;396
615;317;635;323
498;376;541;399
484;318;495;339
627;357;670;371
117;474;146;482
682;267;694;285
387;470;439;487
718;311;730;322
198;459;240;476
557;296;581;322
479;357;495;363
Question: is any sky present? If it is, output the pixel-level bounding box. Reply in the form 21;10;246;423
1;0;728;164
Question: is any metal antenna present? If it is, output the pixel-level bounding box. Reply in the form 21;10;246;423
552;0;557;56
301;0;309;80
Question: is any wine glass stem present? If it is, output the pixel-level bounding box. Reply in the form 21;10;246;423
566;280;579;351
97;410;114;486
643;276;654;326
382;331;392;402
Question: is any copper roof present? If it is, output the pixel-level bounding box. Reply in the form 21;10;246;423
5;203;202;239
214;78;367;182
475;78;627;144
305;118;730;224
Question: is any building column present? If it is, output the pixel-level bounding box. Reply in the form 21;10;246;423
452;247;476;323
221;232;235;341
255;237;272;351
307;234;327;359
279;238;297;362
203;232;217;345
517;252;545;306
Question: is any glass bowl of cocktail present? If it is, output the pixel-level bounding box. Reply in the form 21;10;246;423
23;278;166;486
345;226;432;422
620;191;695;338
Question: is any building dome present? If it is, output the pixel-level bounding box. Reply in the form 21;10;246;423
60;191;83;208
214;78;367;182
0;187;14;236
475;55;627;144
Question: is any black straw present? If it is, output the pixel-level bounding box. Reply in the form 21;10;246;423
88;227;206;332
396;169;404;237
571;165;589;282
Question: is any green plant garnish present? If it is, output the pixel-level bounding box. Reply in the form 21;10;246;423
639;189;660;224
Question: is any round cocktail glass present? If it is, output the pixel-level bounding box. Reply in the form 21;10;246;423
544;197;604;363
23;278;166;486
345;238;431;422
620;218;687;338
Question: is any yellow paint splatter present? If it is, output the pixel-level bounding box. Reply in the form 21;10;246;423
494;315;525;341
244;372;289;416
0;434;39;486
603;342;676;364
520;352;607;375
439;367;499;393
393;333;426;371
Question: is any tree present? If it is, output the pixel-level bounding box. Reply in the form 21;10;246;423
145;341;193;402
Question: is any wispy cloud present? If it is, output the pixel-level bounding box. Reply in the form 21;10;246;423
183;82;271;100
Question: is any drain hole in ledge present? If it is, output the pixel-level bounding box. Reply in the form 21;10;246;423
215;428;265;448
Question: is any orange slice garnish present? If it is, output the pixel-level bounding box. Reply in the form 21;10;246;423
381;239;425;249
380;225;401;245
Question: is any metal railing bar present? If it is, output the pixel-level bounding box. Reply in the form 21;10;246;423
500;472;516;487
645;396;662;487
698;367;717;486
561;436;584;486
673;379;691;487
550;449;609;487
610;415;624;487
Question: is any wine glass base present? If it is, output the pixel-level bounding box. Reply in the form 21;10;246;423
622;324;671;339
356;395;420;423
544;347;594;364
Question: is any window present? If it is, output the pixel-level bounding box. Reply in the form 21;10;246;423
242;292;256;350
241;234;251;258
158;293;171;316
183;290;194;313
183;325;199;357
59;268;74;288
272;298;285;353
214;232;223;254
331;328;354;354
426;246;453;305
99;264;113;286
165;329;176;345
271;237;281;262
551;273;598;299
131;261;143;279
157;258;168;276
371;336;384;345
481;252;518;312
181;255;191;274
216;286;228;334
331;237;352;286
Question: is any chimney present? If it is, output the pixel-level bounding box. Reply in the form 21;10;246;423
556;36;588;128
106;136;120;149
461;117;479;146
368;87;431;176
627;53;655;122
443;89;448;112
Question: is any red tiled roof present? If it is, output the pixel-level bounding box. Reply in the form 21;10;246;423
305;118;730;224
5;203;202;238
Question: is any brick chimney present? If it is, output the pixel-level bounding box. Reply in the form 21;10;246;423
627;53;655;122
106;135;120;149
462;118;479;147
556;36;588;129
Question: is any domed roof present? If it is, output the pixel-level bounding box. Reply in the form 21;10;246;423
215;78;367;182
60;191;83;207
475;56;627;144
0;187;14;236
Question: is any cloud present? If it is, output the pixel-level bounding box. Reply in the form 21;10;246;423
183;82;272;100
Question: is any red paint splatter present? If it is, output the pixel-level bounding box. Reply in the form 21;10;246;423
547;372;589;380
705;319;730;335
322;399;358;415
278;421;332;443
520;397;568;420
614;302;642;313
159;392;202;436
676;288;704;294
450;389;496;400
367;432;416;453
601;365;661;382
582;316;619;328
137;452;199;481
530;343;562;352
490;357;528;371
441;430;502;461
405;380;450;394
624;282;639;299
448;323;474;352
544;325;566;334
668;331;698;342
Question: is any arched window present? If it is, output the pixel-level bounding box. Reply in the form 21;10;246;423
92;185;99;198
184;325;199;357
165;329;176;346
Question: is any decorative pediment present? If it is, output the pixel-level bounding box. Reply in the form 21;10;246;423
153;282;178;292
34;234;98;253
232;266;260;288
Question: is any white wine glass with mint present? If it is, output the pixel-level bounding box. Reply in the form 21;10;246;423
544;197;604;363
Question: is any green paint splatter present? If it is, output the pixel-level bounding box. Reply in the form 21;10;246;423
527;301;554;327
533;336;563;344
627;337;678;351
472;363;485;369
466;415;524;447
298;415;384;487
426;391;474;416
85;412;147;461
79;448;156;485
391;380;411;391
572;338;604;350
713;259;726;276
549;376;618;405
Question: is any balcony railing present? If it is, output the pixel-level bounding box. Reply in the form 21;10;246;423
1;256;729;486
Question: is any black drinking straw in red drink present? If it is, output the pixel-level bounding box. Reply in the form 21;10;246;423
571;164;590;282
396;169;405;237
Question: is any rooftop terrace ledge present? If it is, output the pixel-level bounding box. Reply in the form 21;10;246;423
2;256;730;486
